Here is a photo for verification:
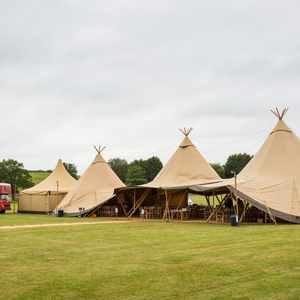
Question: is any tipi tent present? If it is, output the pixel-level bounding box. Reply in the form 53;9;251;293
115;128;221;219
145;128;220;188
19;159;77;213
191;108;300;223
57;147;125;216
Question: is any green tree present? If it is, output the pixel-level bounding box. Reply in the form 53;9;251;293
224;153;253;178
109;158;128;183
0;159;33;200
143;156;163;182
210;163;225;178
126;164;147;186
63;162;79;179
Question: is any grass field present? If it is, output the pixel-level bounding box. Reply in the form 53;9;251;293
29;171;51;185
0;213;101;226
0;215;299;300
191;194;211;205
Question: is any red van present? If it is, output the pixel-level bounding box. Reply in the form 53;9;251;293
0;183;11;213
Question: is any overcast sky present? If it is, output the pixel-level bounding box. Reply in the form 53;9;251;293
1;1;300;173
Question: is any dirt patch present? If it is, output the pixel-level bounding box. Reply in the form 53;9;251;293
0;220;131;230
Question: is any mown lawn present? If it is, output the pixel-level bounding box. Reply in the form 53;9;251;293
0;213;101;226
0;216;299;300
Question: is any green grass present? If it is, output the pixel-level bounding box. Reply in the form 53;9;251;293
29;171;51;185
0;213;101;226
191;194;227;207
191;194;208;205
0;215;299;300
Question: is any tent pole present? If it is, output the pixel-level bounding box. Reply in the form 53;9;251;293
265;205;277;225
157;189;161;218
168;192;171;220
231;172;239;219
205;195;212;212
133;190;136;211
206;197;226;223
128;189;150;217
163;190;171;222
216;194;224;205
162;192;166;220
239;201;248;223
231;191;239;217
118;192;128;217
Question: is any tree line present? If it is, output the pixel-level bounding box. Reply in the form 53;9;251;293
0;153;252;200
108;156;163;186
109;153;253;185
211;153;253;179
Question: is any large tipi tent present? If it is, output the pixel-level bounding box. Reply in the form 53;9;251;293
115;128;221;219
145;128;220;188
57;147;125;216
191;108;300;223
19;159;77;213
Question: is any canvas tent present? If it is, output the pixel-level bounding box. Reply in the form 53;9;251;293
115;128;221;219
57;147;125;216
144;128;220;189
191;108;300;224
19;159;77;213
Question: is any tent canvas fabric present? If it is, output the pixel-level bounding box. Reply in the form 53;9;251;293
19;159;77;213
191;116;300;223
57;152;125;216
115;130;221;217
143;134;221;189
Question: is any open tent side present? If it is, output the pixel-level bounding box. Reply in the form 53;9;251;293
56;146;125;216
190;108;300;224
111;128;221;220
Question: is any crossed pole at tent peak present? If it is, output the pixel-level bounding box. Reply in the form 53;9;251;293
179;127;193;136
94;145;106;154
270;107;289;120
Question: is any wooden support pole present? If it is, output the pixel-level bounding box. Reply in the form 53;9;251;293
239;201;248;223
133;190;136;211
163;190;171;222
205;195;212;212
118;192;128;217
215;194;223;205
206;197;226;223
163;191;167;220
128;189;150;217
265;205;277;225
230;191;238;217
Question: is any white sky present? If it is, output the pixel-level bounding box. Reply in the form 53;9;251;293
1;1;300;173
